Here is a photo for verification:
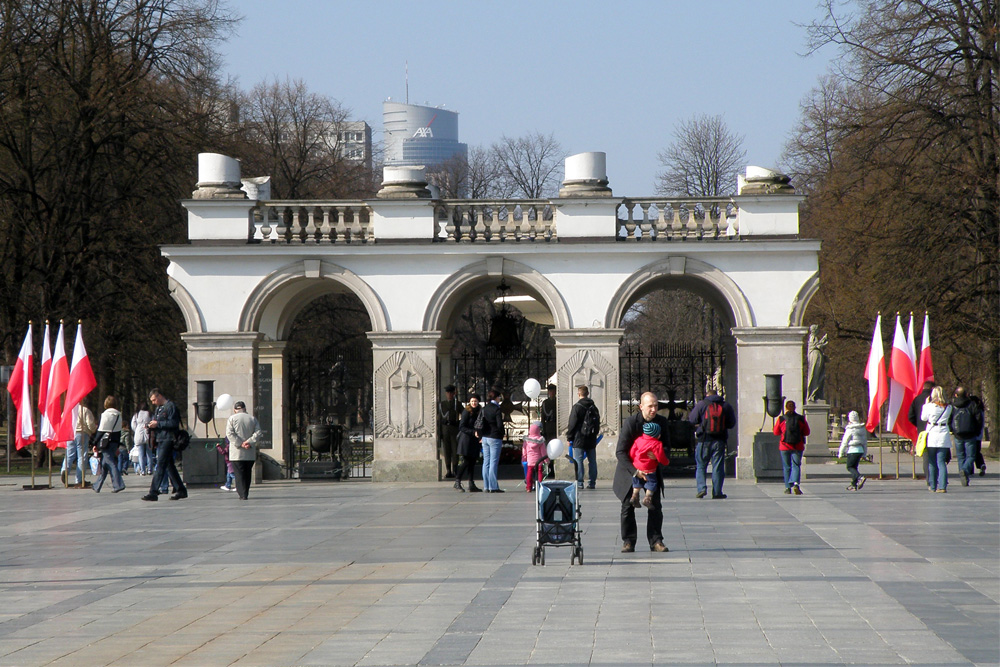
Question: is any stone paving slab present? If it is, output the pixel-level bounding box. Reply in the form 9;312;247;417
0;463;996;666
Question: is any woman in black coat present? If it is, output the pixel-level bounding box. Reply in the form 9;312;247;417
454;395;482;492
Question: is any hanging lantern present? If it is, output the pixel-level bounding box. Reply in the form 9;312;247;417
487;279;521;350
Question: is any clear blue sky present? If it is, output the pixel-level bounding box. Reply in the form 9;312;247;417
218;1;839;195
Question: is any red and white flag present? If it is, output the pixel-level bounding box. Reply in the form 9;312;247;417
886;315;918;442
917;313;934;389
5;324;36;449
55;323;96;442
46;322;69;448
864;315;889;432
37;322;55;444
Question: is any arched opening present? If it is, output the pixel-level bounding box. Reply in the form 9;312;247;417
435;273;558;477
285;291;374;479
617;274;739;475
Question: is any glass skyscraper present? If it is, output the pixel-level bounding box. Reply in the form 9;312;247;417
383;101;468;169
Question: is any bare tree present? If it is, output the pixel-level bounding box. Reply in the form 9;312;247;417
427;146;505;199
656;114;746;197
789;0;999;441
492;133;564;199
233;78;373;199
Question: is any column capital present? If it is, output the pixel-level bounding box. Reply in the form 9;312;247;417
180;332;263;351
367;330;442;351
732;327;808;346
550;328;624;348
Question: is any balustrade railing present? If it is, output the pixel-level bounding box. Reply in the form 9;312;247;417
434;200;556;242
615;198;739;241
253;202;374;244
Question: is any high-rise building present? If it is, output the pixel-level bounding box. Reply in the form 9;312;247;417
333;121;373;171
383;101;467;169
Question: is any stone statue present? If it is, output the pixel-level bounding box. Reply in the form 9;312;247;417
806;325;828;403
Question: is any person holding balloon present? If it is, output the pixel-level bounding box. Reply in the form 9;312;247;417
522;421;548;492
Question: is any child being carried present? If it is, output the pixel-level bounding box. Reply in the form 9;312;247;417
630;422;669;508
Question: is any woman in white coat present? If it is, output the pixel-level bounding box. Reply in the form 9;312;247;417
838;411;868;491
920;386;953;492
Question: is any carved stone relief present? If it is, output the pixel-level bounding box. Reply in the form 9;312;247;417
374;351;434;438
557;349;619;432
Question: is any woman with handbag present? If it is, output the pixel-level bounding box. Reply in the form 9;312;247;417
920;386;953;493
92;396;125;494
453;395;482;493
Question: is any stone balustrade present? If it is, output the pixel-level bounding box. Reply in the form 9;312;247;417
434;201;556;243
254;202;374;244
616;198;739;241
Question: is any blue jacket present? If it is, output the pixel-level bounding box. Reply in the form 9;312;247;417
688;395;737;442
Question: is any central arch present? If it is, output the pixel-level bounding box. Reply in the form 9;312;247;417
423;257;571;333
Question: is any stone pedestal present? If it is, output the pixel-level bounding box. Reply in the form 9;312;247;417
752;432;784;481
732;327;808;479
182;332;262;439
182;437;226;486
550;328;623;477
368;331;441;481
803;401;831;458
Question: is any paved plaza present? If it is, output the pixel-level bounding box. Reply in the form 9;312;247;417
0;463;997;666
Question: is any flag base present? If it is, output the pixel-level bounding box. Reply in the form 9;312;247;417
22;483;52;490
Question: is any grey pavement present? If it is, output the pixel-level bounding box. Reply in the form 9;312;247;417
0;462;997;666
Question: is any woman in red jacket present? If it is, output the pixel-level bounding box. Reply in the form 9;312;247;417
773;400;811;495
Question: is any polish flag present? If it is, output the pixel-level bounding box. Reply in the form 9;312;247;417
864;315;889;433
46;323;69;448
37;323;55;444
886;315;918;442
917;313;934;389
55;324;96;442
5;324;36;449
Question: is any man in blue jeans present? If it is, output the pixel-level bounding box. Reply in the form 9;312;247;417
688;389;736;499
566;385;600;489
478;388;505;493
949;386;984;487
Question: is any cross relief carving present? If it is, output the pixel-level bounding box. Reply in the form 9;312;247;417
375;351;434;438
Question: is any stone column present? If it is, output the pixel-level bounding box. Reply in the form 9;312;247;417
550;328;624;479
256;341;288;470
181;332;262;439
731;327;808;480
367;331;441;482
803;401;831;458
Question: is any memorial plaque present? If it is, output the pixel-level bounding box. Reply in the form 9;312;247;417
255;363;273;450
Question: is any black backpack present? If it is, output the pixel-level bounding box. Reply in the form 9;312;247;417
950;403;982;437
782;413;803;445
174;429;191;451
578;403;600;438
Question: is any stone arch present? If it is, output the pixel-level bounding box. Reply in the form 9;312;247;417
423;257;572;333
167;275;205;333
605;255;754;329
240;259;389;339
788;270;820;327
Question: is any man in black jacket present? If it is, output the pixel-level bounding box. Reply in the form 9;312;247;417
142;388;187;501
478;388;506;493
950;386;984;486
566;385;599;489
614;392;669;553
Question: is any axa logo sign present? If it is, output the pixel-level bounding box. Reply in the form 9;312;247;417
412;127;433;138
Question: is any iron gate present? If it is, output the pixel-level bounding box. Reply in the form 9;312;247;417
287;351;373;478
619;342;727;472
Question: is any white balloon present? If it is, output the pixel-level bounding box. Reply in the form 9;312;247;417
216;393;234;411
523;378;542;400
546;438;565;459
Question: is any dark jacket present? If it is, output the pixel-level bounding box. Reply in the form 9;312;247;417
908;387;933;432
150;400;180;447
688;395;737;443
540;396;557;441
949;395;984;438
567;397;599;449
613;411;670;501
479;401;505;440
457;406;481;458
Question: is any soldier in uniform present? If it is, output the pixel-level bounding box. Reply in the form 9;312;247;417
438;384;463;479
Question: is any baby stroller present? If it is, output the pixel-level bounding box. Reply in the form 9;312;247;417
531;461;583;565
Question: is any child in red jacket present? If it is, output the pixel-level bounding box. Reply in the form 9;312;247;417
630;422;669;507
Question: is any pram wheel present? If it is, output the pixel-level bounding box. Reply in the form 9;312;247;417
575;547;584;565
532;547;539;566
540;547;545;565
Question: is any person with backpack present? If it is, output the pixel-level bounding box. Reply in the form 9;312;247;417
949;386;983;487
688;389;737;499
566;385;601;489
773;400;811;495
478;388;506;493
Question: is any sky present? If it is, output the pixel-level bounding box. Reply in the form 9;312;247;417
217;1;842;196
